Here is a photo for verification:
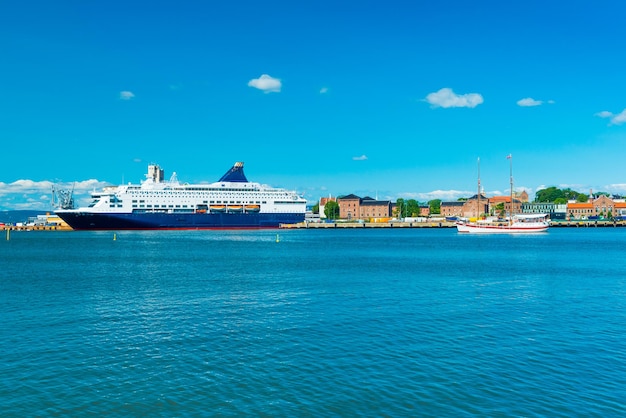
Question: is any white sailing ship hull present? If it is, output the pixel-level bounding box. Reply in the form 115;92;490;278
456;221;548;234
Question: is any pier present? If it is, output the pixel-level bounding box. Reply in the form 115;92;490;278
281;221;456;229
2;225;72;231
281;220;626;229
549;220;626;228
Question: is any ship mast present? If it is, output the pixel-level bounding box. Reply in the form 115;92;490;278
508;154;513;226
477;157;481;219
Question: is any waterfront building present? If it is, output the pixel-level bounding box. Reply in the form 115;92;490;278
360;196;392;220
521;202;567;220
338;194;361;220
565;194;626;220
592;195;616;218
615;200;626;218
566;202;593;219
440;201;465;218
521;202;555;214
488;196;522;217
554;203;567;219
337;194;391;221
440;194;488;219
514;190;529;203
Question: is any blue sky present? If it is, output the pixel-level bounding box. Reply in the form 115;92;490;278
2;1;626;210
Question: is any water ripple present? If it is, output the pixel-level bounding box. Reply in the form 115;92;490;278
2;229;626;416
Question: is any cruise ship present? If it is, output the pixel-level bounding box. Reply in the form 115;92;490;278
55;162;307;230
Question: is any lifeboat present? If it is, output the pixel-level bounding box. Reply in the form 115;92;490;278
245;204;260;212
210;205;226;213
227;205;243;213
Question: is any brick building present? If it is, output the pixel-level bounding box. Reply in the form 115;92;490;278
440;194;488;218
488;196;522;217
567;195;626;219
441;193;526;219
337;194;391;221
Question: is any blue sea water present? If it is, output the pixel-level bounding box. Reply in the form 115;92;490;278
1;228;626;417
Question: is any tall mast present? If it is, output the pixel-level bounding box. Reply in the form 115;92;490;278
477;157;481;219
508;154;513;225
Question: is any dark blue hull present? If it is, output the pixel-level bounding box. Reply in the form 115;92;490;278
56;211;304;230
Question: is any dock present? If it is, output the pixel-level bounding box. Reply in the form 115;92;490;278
281;221;456;229
549;220;626;228
282;220;626;229
2;225;72;231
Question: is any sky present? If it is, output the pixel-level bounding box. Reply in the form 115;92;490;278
2;0;626;210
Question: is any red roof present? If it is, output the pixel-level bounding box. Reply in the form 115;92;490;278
568;202;593;208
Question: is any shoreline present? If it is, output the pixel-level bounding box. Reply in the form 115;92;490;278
282;220;626;229
4;220;626;231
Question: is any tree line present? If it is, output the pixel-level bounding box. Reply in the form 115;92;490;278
534;187;617;204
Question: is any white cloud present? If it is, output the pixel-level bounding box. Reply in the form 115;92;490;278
0;179;108;210
517;97;543;107
120;91;135;100
0;179;54;196
605;183;626;193
596;108;626;125
320;87;329;94
425;88;483;108
248;74;282;93
352;155;368;161
611;109;626;125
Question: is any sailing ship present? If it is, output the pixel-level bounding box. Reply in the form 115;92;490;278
456;155;549;233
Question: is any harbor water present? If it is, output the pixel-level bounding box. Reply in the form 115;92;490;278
2;229;625;416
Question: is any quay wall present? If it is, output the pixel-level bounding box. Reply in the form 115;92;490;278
281;221;455;229
282;220;626;229
2;225;72;231
549;220;626;228
3;221;625;231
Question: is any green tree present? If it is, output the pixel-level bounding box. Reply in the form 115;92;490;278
536;187;589;203
564;188;587;201
324;200;340;220
428;199;441;214
495;202;506;218
536;186;563;202
576;193;589;203
311;203;319;214
395;198;405;218
406;199;420;217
